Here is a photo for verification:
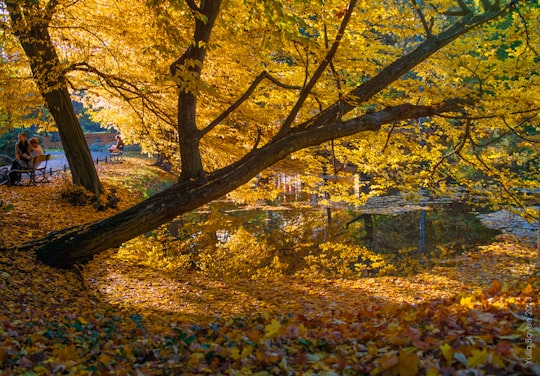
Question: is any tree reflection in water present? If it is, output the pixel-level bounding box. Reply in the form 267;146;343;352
159;199;500;278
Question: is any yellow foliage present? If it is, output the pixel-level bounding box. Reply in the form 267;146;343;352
302;242;389;278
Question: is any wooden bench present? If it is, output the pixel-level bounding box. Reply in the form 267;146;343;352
8;154;51;186
109;149;124;162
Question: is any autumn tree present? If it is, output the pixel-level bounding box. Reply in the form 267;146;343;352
3;0;103;194
0;31;49;136
5;0;538;268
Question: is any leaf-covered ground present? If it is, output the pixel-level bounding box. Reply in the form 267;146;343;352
0;158;539;375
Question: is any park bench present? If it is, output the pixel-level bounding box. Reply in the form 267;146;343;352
109;149;124;162
7;154;51;186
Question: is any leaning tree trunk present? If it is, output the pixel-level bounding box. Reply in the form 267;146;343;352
6;0;103;195
20;101;463;268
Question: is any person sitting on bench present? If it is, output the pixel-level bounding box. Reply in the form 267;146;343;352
108;135;124;154
9;133;31;185
29;137;44;157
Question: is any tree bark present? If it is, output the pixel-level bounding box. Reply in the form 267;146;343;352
171;0;223;181
6;0;103;195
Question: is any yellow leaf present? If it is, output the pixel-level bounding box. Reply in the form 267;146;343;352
468;348;488;367
188;352;204;366
230;348;242;360
230;347;251;361
98;352;113;365
264;319;281;338
440;343;453;365
240;346;253;359
460;296;476;309
398;350;419;376
53;344;79;362
491;353;505;368
33;366;48;374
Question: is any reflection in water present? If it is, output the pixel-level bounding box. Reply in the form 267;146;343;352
164;199;500;277
348;205;499;257
420;209;426;254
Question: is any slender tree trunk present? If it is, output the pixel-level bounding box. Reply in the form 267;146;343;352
171;0;223;182
177;92;204;181
6;0;103;195
42;88;103;194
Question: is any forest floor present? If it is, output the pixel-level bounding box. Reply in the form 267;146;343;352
0;158;539;375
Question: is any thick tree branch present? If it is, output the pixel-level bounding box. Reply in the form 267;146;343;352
7;2;524;269
185;0;199;12
457;0;473;13
298;5;513;131
18;100;465;268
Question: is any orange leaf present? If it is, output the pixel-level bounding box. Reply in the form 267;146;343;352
485;279;502;295
520;283;533;296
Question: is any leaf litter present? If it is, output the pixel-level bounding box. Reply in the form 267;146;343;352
0;159;539;375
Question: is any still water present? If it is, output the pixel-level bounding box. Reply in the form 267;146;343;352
210;200;499;256
165;195;501;277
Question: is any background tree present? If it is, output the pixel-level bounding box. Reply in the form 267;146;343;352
3;0;538;268
0;22;51;138
3;0;103;194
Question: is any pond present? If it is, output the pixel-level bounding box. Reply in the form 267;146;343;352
214;200;498;254
163;194;504;277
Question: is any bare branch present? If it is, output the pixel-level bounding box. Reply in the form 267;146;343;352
381;122;398;152
274;0;358;139
431;119;471;175
410;0;433;38
323;20;345;119
514;4;540;59
460;114;539;150
250;126;262;152
66;62;176;127
292;41;310;87
199;71;302;137
451;149;529;211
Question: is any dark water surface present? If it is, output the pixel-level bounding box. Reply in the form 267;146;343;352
170;199;501;267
